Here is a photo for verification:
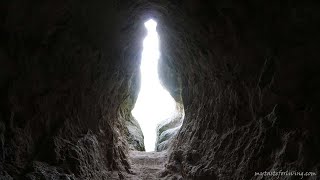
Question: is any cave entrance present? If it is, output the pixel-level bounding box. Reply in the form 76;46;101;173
131;19;178;152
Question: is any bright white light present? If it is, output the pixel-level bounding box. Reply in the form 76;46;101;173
132;19;177;152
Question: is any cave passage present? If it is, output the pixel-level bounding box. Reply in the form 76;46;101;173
131;19;177;152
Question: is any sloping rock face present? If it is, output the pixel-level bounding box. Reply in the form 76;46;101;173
157;0;320;179
125;114;145;151
156;103;184;152
0;1;145;179
118;76;145;151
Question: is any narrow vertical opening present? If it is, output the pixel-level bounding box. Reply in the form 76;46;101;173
131;19;178;152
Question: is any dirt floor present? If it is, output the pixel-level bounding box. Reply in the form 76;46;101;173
126;151;168;180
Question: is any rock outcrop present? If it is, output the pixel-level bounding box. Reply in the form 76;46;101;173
0;1;145;179
125;114;145;151
157;0;320;179
156;103;184;152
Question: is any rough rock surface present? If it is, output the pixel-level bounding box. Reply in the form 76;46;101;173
125;114;145;151
0;0;144;179
156;103;184;152
157;0;320;179
0;0;320;179
126;151;168;180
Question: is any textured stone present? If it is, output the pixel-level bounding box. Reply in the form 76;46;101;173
156;103;184;152
0;1;143;179
0;0;319;179
25;161;76;180
125;114;145;151
157;1;320;179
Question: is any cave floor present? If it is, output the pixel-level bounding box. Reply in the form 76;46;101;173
126;150;168;180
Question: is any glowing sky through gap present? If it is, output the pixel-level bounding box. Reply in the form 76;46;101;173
131;19;176;152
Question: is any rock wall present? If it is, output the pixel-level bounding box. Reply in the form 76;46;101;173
156;103;184;152
157;0;320;179
0;0;145;179
0;0;319;179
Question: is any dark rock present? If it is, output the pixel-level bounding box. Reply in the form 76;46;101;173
125;115;145;151
25;161;76;180
0;0;319;179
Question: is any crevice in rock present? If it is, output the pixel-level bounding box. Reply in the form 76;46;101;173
0;0;319;179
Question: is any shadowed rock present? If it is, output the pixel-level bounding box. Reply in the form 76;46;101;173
0;0;319;179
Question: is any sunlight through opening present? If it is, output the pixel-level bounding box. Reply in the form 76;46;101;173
132;19;177;152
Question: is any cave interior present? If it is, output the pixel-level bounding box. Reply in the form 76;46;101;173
0;0;319;179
